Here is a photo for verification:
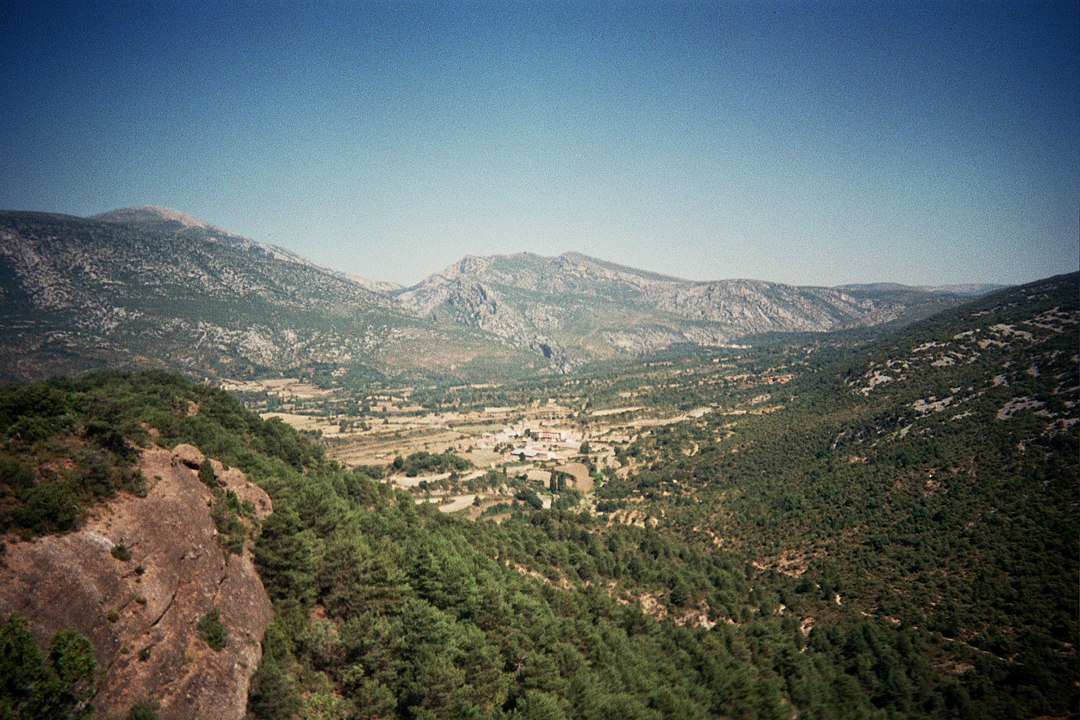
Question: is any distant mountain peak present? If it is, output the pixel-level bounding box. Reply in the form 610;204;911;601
393;250;980;370
91;205;224;234
447;255;495;277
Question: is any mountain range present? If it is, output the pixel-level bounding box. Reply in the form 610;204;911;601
395;252;990;368
0;209;541;384
0;206;1000;382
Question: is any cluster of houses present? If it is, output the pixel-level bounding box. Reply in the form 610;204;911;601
510;446;562;461
494;424;582;463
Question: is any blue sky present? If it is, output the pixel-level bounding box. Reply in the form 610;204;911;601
2;1;1077;287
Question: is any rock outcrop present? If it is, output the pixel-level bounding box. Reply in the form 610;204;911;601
0;444;273;720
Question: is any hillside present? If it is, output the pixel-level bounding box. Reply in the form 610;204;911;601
0;371;837;720
0;441;273;719
598;272;1079;717
397;251;976;369
0;210;542;384
0;372;293;719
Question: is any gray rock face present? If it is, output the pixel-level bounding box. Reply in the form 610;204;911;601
397;252;964;368
0;207;973;379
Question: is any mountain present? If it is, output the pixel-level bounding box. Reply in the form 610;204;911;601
94;205;401;293
397;251;977;369
0;206;996;382
92;205;227;234
0;209;541;384
837;281;1007;298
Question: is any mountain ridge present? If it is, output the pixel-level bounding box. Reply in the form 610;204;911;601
93;205;225;233
397;250;983;369
92;205;398;292
0;209;542;383
0;206;1010;380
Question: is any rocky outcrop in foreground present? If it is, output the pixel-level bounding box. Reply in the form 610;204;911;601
0;444;273;720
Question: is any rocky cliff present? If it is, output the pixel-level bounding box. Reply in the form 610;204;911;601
0;442;273;720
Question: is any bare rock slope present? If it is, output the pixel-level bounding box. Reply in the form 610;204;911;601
397;252;976;369
0;443;273;720
0;209;540;383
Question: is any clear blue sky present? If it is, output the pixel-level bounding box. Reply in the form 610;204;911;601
2;1;1077;287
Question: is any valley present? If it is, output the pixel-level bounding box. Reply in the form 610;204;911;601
3;2;1075;716
0;209;1074;720
201;273;1072;717
223;342;814;524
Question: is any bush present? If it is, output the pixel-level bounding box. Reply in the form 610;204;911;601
391;451;471;477
199;607;228;651
198;459;216;487
15;481;79;533
0;614;99;719
126;699;160;720
111;541;131;562
515;489;543;510
0;456;34;491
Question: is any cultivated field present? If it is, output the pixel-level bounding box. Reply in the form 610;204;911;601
224;347;810;519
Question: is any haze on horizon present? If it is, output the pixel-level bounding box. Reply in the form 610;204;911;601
1;1;1077;289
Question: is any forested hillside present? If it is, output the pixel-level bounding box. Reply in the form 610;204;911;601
0;373;869;719
601;273;1079;717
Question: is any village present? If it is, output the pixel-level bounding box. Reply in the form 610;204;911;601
222;380;621;521
219;350;798;525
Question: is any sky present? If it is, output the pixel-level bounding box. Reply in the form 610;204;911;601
1;1;1077;288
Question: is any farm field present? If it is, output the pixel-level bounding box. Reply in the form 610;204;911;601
229;344;815;519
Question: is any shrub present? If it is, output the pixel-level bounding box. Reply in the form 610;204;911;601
15;481;79;533
126;699;160;720
0;456;34;491
111;541;131;562
198;459;216;487
199;607;228;651
515;489;543;510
